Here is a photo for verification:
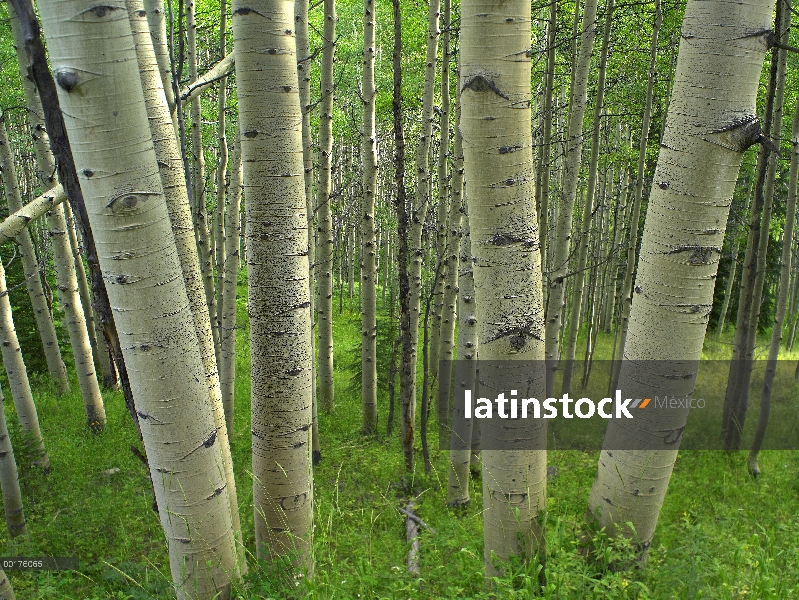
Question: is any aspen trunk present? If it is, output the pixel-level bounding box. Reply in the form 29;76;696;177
232;0;314;568
47;205;106;430
0;109;69;396
429;0;451;387
437;84;463;423
295;0;319;462
0;386;26;538
611;0;662;390
38;1;240;595
315;0;337;412
128;0;244;566
445;151;473;508
220;135;242;437
538;0;557;272
214;1;229;362
400;0;440;472
64;202;116;389
587;0;773;558
461;0;547;575
0;240;48;471
749;1;796;475
722;0;786;451
361;0;378;435
560;0;613;395
544;0;598;396
716;190;751;337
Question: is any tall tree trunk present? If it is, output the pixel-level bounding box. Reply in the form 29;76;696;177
560;0;614;395
610;0;662;390
0;108;69;396
587;0;773;560
37;0;241;593
142;0;176;121
722;0;787;451
429;0;451;389
445;142;473;507
461;0;547;576
128;0;245;566
0;257;47;469
233;0;314;569
437;82;463;424
214;1;229;369
544;0;598;396
749;0;795;476
403;0;440;450
295;0;320;464
392;0;413;470
47;204;106;430
361;0;378;435
64;202;117;389
316;0;337;411
716;189;751;337
0;386;26;538
187;0;218;356
220;135;241;438
538;0;557;273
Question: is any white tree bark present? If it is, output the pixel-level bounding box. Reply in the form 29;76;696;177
38;0;239;595
232;0;314;567
587;0;774;558
461;0;547;574
0;385;26;538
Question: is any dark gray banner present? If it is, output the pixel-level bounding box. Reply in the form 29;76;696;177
437;360;799;450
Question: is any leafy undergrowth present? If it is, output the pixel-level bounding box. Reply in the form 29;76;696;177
1;286;798;599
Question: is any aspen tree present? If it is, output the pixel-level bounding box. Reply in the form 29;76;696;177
142;0;176;117
538;0;557;271
0;107;69;396
560;0;613;395
187;0;217;346
392;0;414;470
544;0;598;396
587;0;774;557
750;0;796;476
64;202;116;389
429;0;452;387
220;136;241;437
47;205;106;430
0;232;48;471
127;0;244;564
317;0;337;411
361;0;378;434
295;0;320;462
214;0;229;358
403;0;440;431
0;386;26;538
37;0;240;595
232;0;314;566
437;86;463;422
611;0;661;390
445;162;473;508
461;0;547;574
723;0;787;450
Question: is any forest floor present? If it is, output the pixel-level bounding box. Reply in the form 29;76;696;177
2;280;798;599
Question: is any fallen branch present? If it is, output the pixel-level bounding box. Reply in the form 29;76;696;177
0;184;65;244
405;501;420;575
180;53;235;103
398;505;436;534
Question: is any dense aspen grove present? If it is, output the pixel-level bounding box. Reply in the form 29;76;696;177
0;0;797;597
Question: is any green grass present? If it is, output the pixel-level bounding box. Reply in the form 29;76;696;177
1;282;798;598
